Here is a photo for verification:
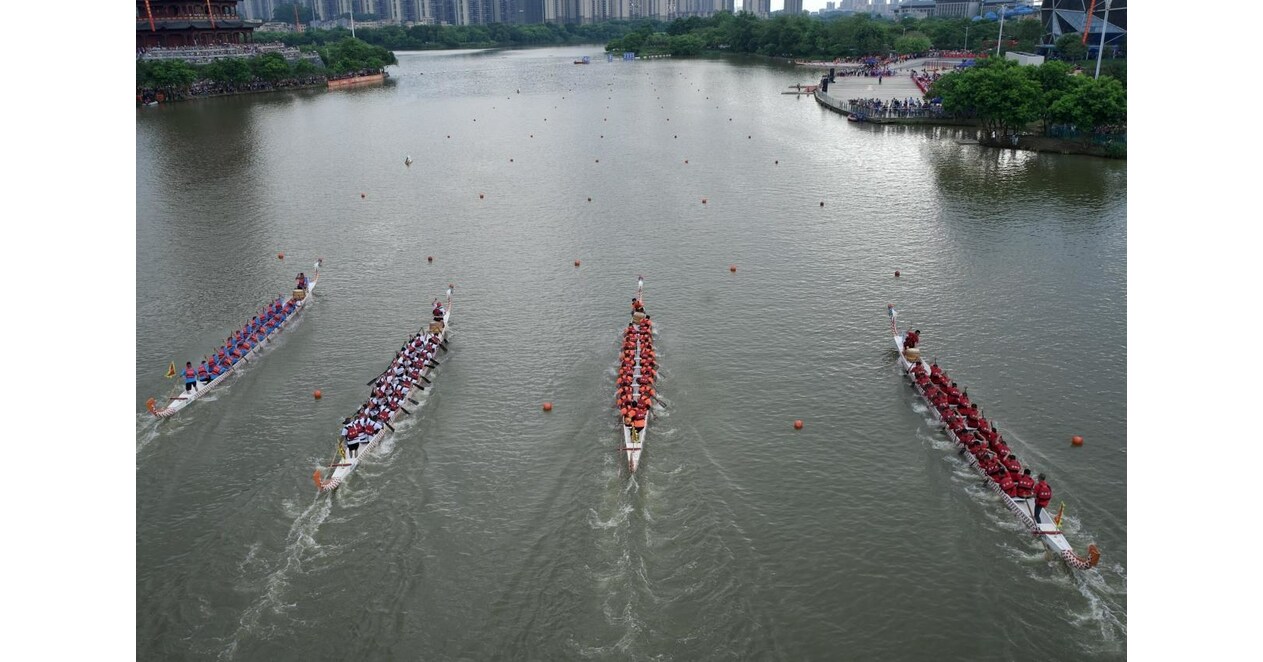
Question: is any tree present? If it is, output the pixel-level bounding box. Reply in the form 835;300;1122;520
318;37;397;75
249;52;291;82
930;59;1041;137
668;34;705;57
1049;75;1126;131
894;32;932;55
1055;33;1087;61
139;60;197;91
1025;60;1077;131
1005;18;1042;53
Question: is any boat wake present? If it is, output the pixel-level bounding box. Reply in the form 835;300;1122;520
219;496;333;660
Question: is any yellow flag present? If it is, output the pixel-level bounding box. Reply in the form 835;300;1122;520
166;361;177;378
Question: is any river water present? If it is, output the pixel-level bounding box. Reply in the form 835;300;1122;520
136;46;1126;660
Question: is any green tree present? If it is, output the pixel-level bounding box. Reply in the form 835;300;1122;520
851;17;891;55
1055;33;1087;61
318;37;397;75
668;33;705;57
139;60;198;91
894;32;932;55
930;59;1041;137
1025;60;1077;131
1049;75;1126;131
1007;18;1043;53
249;52;292;82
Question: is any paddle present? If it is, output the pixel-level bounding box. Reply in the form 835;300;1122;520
408;397;420;405
383;421;396;432
398;406;413;416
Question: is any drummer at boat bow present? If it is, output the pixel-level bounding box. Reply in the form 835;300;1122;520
1033;474;1053;521
183;362;197;392
904;329;920;349
432;299;446;322
295;272;308;290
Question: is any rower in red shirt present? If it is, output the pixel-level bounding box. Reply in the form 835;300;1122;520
998;471;1017;497
1015;468;1035;499
1001;452;1021;476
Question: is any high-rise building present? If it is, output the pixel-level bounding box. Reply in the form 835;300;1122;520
240;0;277;21
741;0;769;18
784;0;803;14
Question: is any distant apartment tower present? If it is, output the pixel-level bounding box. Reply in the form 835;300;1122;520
240;0;276;21
826;1;836;9
741;0;769;18
784;0;803;14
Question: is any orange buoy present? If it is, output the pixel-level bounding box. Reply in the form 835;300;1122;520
701;198;707;204
819;201;824;207
729;265;737;272
895;270;900;277
447;135;450;138
361;193;366;198
587;197;592;202
313;389;322;400
684;160;688;164
427;256;433;263
574;259;581;267
479;193;485;199
794;420;803;430
595;159;600;163
1071;435;1084;446
543;402;553;412
510;158;514;162
775;160;779;164
277;252;284;260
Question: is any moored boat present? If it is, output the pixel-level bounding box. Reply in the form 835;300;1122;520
313;285;453;493
887;304;1101;571
147;259;322;419
615;277;656;472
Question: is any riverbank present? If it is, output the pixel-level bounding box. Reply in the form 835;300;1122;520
977;134;1126;159
813;88;1124;159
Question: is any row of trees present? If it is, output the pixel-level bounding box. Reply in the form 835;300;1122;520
137;52;322;91
317;37;397;75
606;12;1048;59
136;38;395;95
257;20;644;51
928;59;1126;137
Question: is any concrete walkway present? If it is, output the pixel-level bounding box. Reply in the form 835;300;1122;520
820;73;924;104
